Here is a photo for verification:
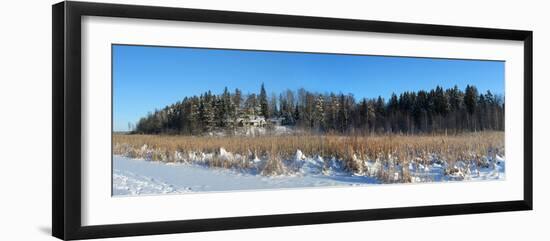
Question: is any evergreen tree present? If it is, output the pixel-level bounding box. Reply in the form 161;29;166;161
233;88;243;121
259;83;269;118
464;85;479;131
133;84;503;135
199;93;215;132
464;85;478;115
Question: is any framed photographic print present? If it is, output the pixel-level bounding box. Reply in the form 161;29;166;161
52;1;533;240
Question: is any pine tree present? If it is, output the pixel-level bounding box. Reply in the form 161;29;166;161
464;85;478;115
356;99;368;132
199;93;215;132
388;93;399;132
434;86;450;116
259;83;269;119
293;105;300;124
233;88;243;120
464;85;478;131
133;85;503;135
374;96;385;132
218;87;232;127
213;96;224;128
188;97;199;134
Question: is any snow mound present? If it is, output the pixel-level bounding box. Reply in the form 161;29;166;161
295;150;306;161
219;148;233;161
300;155;325;174
252;155;262;163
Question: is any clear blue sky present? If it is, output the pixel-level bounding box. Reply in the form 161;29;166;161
113;44;504;131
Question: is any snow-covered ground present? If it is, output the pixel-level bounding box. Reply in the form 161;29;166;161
113;155;378;195
113;147;505;196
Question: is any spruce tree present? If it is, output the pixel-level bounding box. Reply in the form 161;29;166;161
464;85;478;131
259;83;269;119
133;85;503;135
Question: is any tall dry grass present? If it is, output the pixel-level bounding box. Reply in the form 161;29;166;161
113;132;504;180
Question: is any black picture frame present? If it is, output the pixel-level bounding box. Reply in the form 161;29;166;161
52;1;533;240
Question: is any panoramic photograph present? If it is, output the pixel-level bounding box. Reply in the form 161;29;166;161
112;44;505;196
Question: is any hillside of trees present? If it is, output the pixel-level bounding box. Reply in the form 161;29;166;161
133;84;504;135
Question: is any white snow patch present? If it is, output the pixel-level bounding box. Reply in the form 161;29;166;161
295;149;306;161
113;155;378;196
219;148;233;161
113;169;191;195
113;145;506;196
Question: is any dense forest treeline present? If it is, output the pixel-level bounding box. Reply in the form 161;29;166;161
133;84;504;135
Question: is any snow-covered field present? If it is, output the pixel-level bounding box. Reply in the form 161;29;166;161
113;155;378;195
113;148;505;196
